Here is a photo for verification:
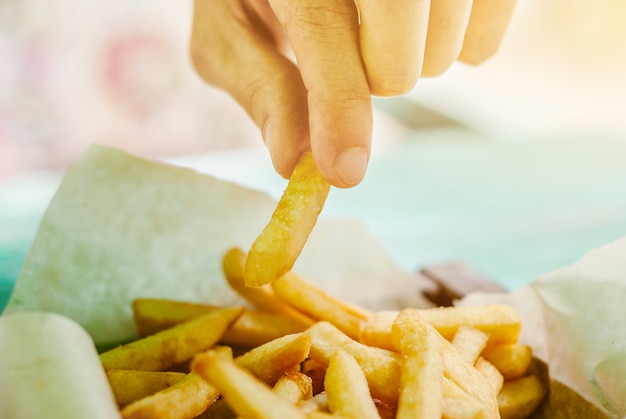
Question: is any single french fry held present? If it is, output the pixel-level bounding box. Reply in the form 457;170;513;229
245;151;330;287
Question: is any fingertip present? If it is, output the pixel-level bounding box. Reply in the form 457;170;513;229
333;146;370;188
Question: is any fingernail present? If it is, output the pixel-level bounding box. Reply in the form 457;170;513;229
333;147;369;186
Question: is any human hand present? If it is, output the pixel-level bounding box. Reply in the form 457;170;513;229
190;0;517;188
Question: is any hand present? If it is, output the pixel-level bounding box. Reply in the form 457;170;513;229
190;0;517;188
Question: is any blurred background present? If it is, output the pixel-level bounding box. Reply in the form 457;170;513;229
2;0;626;305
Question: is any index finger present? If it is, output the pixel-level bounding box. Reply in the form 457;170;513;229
268;0;373;188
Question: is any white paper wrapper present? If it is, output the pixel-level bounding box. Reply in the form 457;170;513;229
4;144;427;348
461;238;626;418
0;311;120;419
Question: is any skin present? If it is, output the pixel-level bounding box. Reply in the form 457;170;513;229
189;0;518;188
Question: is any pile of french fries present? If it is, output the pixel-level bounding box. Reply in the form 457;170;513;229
99;247;548;419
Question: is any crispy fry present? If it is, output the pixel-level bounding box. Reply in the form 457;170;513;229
106;370;185;407
482;343;533;380
223;247;314;327
100;307;244;371
244;151;330;287
307;321;401;405
272;369;313;403
272;271;371;340
325;349;381;419
497;374;547;419
441;377;489;419
120;346;232;419
361;305;521;350
235;332;312;384
393;310;443;419
133;298;308;348
452;326;489;365
390;309;499;418
192;351;308;419
475;357;504;394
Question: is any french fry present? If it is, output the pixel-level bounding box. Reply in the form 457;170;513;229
120;372;219;419
196;398;236;419
133;297;308;348
100;307;244;371
271;270;371;340
298;392;330;414
390;309;499;418
307;321;401;405
272;369;313;404
235;332;312;384
441;377;489;419
120;346;232;419
324;349;381;419
497;374;547;419
223;247;314;327
244;151;330;287
452;326;489;365
106;370;185;407
482;343;533;380
393;310;443;419
192;351;308;419
475;357;504;394
361;305;521;350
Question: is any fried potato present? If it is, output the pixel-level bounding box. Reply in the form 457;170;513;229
324;349;381;419
497;374;548;419
192;351;308;419
452;326;489;366
272;369;313;404
100;307;244;371
133;297;307;348
120;346;232;419
271;271;371;340
223;247;314;327
393;310;443;419
475;357;504;394
244;151;330;287
361;305;521;350
106;370;185;407
482;343;533;380
441;377;489;419
235;332;311;384
307;321;401;405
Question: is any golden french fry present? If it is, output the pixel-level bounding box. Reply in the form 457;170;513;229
272;369;313;404
100;307;244;371
393;310;443;419
497;374;547;419
244;151;330;287
475;357;504;394
192;351;308;419
390;309;499;418
307;321;401;405
223;247;314;327
361;304;521;350
120;346;232;419
324;349;381;419
235;332;311;384
195;398;236;419
106;370;185;407
482;343;533;380
271;271;371;340
120;372;219;419
441;377;489;419
452;326;489;365
132;298;224;337
298;392;329;415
